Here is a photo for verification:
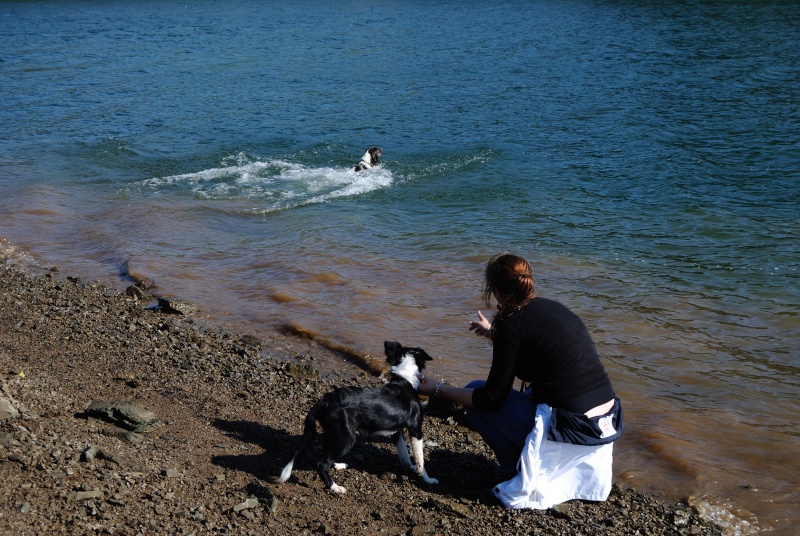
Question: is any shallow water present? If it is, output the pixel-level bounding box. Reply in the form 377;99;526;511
2;1;799;533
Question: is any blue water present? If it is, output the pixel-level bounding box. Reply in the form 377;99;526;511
2;1;799;533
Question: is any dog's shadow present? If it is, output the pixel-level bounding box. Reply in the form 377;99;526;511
210;418;504;502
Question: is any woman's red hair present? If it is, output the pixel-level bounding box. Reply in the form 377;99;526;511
482;253;535;325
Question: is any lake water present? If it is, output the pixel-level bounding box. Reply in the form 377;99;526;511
1;1;798;533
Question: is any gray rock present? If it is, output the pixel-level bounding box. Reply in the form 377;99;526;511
429;497;474;519
84;400;160;432
408;525;439;536
0;397;19;420
268;497;280;516
156;297;198;315
81;446;100;463
232;498;259;512
80;445;139;470
107;494;125;507
124;285;146;299
549;503;572;520
284;362;319;380
67;490;104;502
0;431;19;447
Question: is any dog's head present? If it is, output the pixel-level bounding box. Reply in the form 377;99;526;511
384;340;432;372
363;146;382;166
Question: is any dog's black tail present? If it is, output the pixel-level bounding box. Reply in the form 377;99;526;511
279;399;323;482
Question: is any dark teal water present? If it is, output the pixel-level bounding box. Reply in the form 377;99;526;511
2;1;798;532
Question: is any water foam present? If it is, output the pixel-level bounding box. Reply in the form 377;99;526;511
0;238;47;272
689;496;759;536
141;153;393;212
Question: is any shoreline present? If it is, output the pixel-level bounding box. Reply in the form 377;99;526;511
0;255;726;535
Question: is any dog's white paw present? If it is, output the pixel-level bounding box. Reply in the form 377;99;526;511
423;476;439;485
330;483;347;494
333;463;348;471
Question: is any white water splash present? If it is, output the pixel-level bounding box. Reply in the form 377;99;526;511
141;153;393;212
689;496;759;536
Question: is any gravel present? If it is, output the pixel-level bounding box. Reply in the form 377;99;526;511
0;259;725;535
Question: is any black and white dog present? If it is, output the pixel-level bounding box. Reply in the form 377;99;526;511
279;341;438;493
353;146;382;171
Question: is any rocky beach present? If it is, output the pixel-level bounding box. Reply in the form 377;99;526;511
0;253;724;535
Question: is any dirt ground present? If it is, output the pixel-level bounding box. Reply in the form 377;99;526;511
0;258;723;535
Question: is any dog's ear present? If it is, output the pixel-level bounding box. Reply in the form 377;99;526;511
413;348;433;370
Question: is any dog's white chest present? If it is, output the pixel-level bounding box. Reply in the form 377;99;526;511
390;355;421;390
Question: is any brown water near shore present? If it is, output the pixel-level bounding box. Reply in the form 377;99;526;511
2;231;797;535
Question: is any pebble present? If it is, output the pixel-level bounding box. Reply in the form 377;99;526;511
232;498;259;512
67;490;104;502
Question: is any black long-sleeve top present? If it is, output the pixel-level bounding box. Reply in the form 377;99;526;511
471;297;615;414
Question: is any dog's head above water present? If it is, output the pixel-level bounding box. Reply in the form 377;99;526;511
354;147;382;171
363;146;382;165
383;340;433;372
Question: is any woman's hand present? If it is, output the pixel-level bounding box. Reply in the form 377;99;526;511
468;310;491;337
417;375;475;408
417;373;437;397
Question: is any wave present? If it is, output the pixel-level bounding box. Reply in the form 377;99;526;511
138;152;393;213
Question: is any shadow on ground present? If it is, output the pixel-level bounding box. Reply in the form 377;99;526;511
210;418;507;503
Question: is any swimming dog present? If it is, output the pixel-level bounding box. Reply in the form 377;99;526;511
353;147;382;171
279;341;438;493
